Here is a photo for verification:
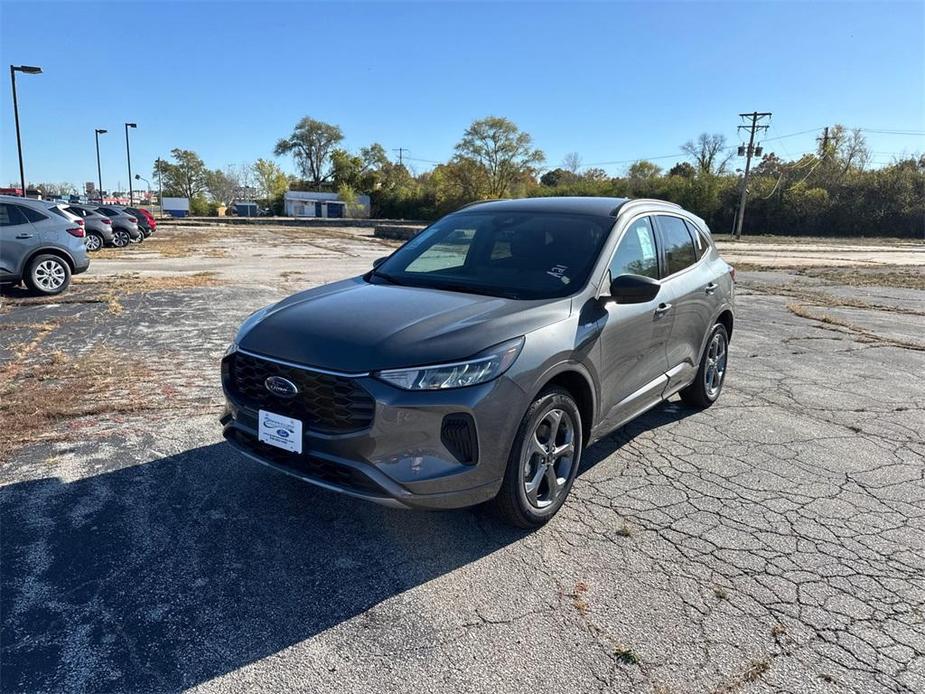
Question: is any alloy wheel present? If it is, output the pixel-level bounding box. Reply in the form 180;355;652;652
704;331;728;398
86;234;102;251
522;408;576;509
33;260;67;291
113;230;129;247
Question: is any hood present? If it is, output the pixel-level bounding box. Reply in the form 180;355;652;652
237;276;571;372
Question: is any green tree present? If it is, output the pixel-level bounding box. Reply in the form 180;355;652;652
627;160;662;180
274;117;343;188
252;158;288;208
667;161;696;178
154;149;208;199
454;116;545;198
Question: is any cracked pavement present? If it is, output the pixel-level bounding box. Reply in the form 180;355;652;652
1;225;923;693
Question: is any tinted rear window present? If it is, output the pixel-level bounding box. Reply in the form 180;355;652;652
658;216;697;275
0;204;28;226
22;206;49;222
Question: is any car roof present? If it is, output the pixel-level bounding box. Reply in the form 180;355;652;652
0;194;61;210
455;196;684;219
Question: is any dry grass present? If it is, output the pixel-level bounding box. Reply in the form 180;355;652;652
786;303;925;351
797;265;925;290
714;234;922;246
0;346;157;456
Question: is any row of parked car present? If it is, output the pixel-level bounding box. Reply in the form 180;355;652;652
0;194;157;296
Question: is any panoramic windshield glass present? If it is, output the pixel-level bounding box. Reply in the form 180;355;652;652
372;211;611;299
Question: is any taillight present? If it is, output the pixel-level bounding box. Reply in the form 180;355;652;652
101;218;111;224
76;219;85;226
127;216;137;223
728;265;736;283
67;227;85;238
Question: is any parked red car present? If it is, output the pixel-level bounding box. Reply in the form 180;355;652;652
125;207;157;235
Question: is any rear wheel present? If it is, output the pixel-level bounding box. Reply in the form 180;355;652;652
112;230;130;247
680;323;729;409
24;254;71;295
491;387;582;528
85;232;103;252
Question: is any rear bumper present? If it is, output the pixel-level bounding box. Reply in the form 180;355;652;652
219;351;529;510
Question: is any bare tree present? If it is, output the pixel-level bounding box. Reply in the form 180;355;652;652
681;133;733;175
562;152;583;174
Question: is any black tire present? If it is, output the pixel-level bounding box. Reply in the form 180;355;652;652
112;230;130;247
680;323;729;409
86;232;104;252
24;254;71;295
491;386;583;528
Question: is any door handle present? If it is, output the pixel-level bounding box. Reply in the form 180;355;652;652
16;233;34;239
705;283;718;294
654;303;672;316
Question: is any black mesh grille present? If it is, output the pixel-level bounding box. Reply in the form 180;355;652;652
226;429;384;496
225;351;375;434
441;413;479;465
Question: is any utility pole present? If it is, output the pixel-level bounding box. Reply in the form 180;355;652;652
94;129;107;203
816;126;830;154
733;111;771;240
392;147;408;166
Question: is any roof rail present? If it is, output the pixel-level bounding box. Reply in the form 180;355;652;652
611;197;682;215
456;198;507;210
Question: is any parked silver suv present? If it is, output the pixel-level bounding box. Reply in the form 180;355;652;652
66;204;115;251
221;197;735;526
0;195;90;295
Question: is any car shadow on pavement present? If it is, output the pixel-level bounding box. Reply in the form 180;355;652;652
0;402;693;692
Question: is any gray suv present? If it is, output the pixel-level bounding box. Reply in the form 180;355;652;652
0;196;91;295
221;197;735;526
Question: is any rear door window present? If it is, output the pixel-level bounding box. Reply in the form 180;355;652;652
684;219;709;258
21;206;48;223
657;216;697;275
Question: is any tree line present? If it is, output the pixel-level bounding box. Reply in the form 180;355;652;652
150;116;922;236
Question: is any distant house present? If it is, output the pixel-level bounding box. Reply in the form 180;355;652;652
284;191;370;219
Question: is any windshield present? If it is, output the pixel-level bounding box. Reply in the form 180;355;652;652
372;211;611;300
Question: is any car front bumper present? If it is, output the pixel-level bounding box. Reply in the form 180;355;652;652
220;350;529;510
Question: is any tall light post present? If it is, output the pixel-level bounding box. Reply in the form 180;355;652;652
155;157;164;218
124;122;137;204
94;128;107;203
9;64;43;197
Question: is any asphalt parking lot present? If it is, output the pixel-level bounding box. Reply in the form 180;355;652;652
1;224;923;693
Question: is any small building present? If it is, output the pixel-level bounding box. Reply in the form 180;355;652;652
162;197;190;217
283;191;370;219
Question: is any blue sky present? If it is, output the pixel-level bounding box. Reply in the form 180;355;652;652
1;0;923;191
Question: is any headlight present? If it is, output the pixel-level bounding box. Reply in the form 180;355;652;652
375;337;524;390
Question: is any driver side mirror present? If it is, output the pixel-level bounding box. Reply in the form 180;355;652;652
372;256;387;269
607;274;661;304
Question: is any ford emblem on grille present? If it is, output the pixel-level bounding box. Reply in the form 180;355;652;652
265;375;299;398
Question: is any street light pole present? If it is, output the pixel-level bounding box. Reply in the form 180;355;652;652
95;128;107;203
156;157;163;218
9;64;43;197
125;122;137;205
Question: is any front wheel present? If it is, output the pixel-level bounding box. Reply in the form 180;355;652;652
680;323;729;409
491;387;582;528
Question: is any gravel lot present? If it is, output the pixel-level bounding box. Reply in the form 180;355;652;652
1;224;923;693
